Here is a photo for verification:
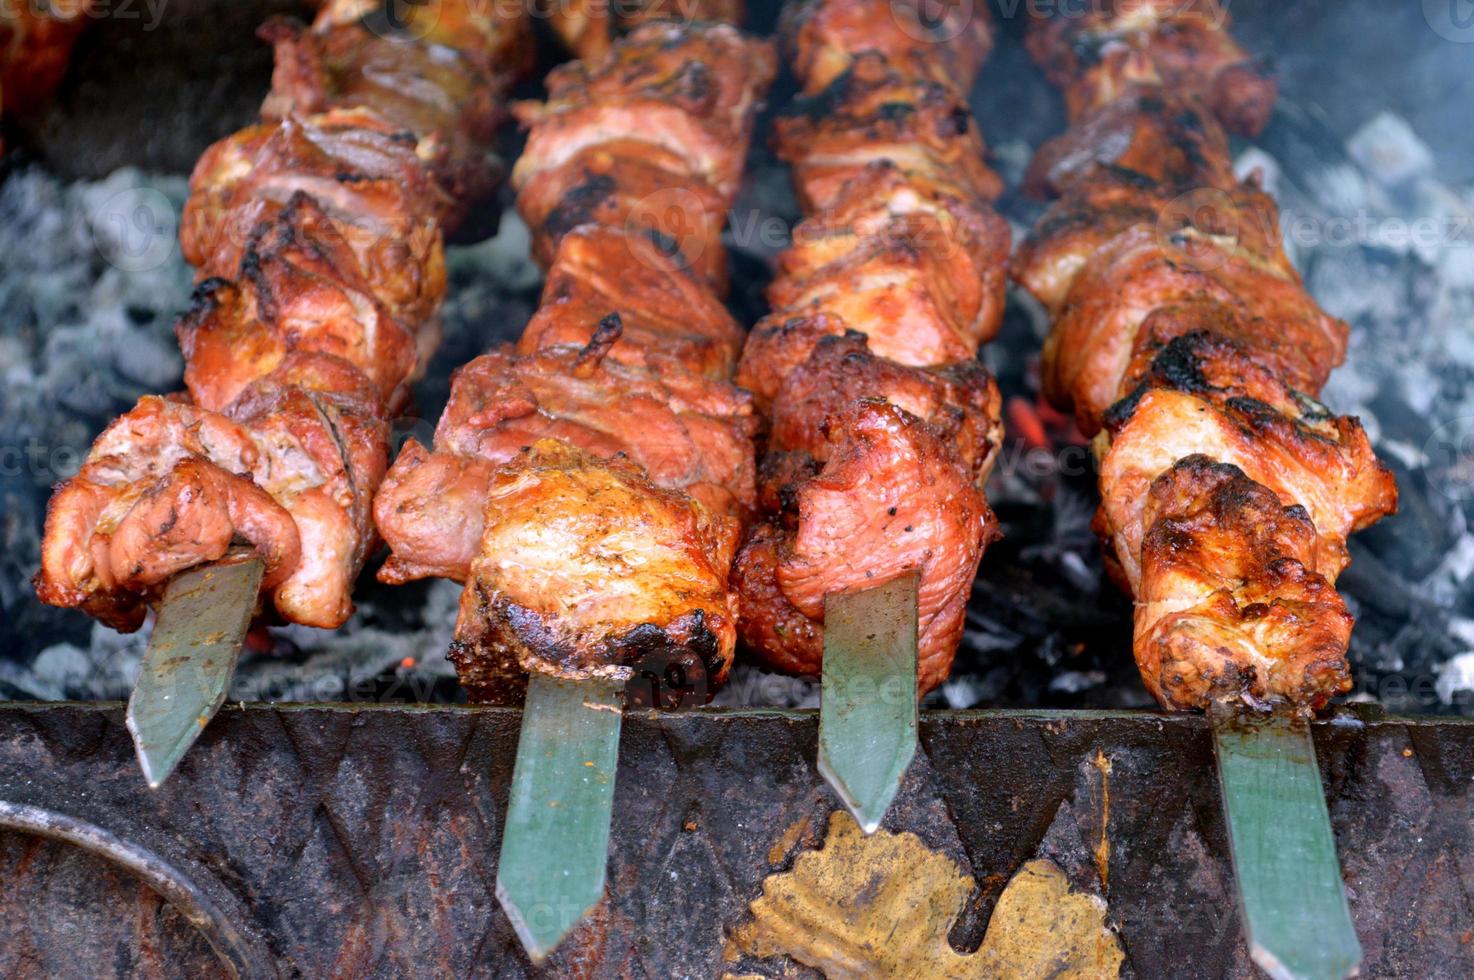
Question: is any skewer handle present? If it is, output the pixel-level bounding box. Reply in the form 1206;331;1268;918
496;674;623;963
1212;704;1362;980
126;557;264;788
818;571;920;834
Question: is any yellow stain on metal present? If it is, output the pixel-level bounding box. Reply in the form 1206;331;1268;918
728;811;1124;979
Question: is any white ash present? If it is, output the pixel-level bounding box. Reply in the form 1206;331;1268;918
1435;653;1474;707
1348;112;1436;188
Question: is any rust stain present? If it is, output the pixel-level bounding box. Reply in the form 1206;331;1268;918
766;814;810;867
1093;747;1112;893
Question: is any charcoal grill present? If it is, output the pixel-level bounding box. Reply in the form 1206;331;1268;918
2;0;1474;976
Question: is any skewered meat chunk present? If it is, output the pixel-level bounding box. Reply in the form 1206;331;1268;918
258;5;531;214
374;317;758;586
378;20;772;697
37;352;388;630
1021;89;1235;200
516;225;746;384
773;51;1002;212
547;0;746;61
178;195;420;414
1019;16;1395;710
1026;0;1277;137
1134;456;1355;711
769;164;1010;365
513;20;775;292
780;0;992;95
36;0;528;634
515;140;732;292
449;440;738;701
1015;153;1295;316
729;0;1006;695
514;21;776;211
764;331;1002;487
181;109;449;325
732;402;999;693
1036;224;1346;435
1099;352;1395;593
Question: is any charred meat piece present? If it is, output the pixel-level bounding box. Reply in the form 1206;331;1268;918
773;51;1002;212
178;195;420;414
513;21;776;207
732;402;998;695
258;5;532;217
770;164;1010;365
1098;365;1395;595
36;352;388;631
182;109;449;325
1134;457;1355;711
1033;224;1345;436
1015;160;1294;316
1026;0;1276;136
449;440;738;700
513;20;773;292
516;140;731;293
517;224;747;379
766;331;1002;487
781;0;992;95
1021;88;1235;200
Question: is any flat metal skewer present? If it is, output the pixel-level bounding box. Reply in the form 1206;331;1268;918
1211;702;1362;980
817;571;920;834
496;673;624;964
126;556;265;789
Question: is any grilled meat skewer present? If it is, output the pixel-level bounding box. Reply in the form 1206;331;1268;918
1016;6;1396;711
375;18;775;699
35;0;532;631
729;0;1007;695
